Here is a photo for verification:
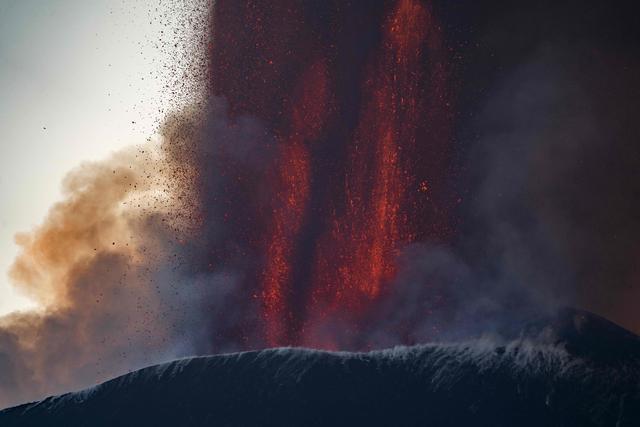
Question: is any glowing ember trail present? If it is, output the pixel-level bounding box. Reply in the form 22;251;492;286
262;60;331;345
210;0;454;348
305;0;451;347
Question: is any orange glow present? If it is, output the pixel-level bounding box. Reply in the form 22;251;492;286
261;60;331;345
306;0;432;333
211;0;453;349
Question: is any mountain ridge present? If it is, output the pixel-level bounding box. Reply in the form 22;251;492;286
2;308;639;426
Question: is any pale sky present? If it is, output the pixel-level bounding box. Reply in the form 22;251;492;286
0;0;191;315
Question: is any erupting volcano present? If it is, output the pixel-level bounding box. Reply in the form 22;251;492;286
4;0;640;416
210;0;454;348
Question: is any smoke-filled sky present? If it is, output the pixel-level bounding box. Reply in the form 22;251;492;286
1;0;640;410
0;0;193;315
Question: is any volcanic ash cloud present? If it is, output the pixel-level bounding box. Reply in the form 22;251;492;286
0;110;220;408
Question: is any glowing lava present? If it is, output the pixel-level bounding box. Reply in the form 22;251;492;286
262;60;332;344
210;0;454;348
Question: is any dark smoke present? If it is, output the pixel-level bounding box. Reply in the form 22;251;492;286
454;0;640;334
473;42;640;333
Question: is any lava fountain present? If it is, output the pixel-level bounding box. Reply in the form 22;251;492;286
210;0;454;348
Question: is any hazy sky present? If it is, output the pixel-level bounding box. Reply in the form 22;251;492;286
0;0;181;315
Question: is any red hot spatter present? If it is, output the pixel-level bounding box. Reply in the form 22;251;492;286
262;60;332;345
210;0;454;349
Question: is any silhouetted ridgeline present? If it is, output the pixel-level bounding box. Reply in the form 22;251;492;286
1;309;639;426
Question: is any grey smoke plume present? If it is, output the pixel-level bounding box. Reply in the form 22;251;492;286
0;100;270;408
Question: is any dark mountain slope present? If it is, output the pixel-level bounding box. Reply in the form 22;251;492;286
1;308;639;426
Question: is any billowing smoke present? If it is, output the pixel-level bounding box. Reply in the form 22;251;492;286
2;0;640;409
446;0;640;335
467;43;640;333
0;100;276;408
0;143;190;406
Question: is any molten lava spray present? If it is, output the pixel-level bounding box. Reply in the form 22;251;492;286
211;0;454;347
